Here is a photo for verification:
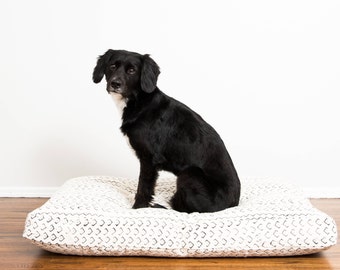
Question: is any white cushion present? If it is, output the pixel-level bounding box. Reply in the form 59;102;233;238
23;176;337;257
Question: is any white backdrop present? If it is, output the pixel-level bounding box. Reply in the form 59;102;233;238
0;0;339;197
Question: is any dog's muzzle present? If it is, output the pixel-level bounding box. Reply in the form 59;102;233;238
107;78;123;93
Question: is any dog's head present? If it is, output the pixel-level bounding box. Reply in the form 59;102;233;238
93;50;160;98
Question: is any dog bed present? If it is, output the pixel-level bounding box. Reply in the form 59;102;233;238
23;176;337;257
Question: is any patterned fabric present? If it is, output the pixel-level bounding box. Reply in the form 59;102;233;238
23;176;337;257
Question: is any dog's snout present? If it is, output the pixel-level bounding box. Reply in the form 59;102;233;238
110;78;122;90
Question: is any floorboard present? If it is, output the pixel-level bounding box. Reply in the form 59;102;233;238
0;198;339;270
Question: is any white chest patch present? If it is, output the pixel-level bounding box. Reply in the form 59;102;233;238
110;92;127;118
110;93;134;151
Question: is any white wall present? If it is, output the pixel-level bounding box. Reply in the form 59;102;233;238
0;0;339;197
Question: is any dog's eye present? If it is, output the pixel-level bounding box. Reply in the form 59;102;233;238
110;64;117;70
127;67;136;74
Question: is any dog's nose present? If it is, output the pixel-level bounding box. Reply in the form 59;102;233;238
110;78;122;90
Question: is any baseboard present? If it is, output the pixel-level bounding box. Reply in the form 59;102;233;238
0;187;58;197
302;187;340;199
0;186;339;198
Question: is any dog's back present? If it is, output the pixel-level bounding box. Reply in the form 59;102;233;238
121;89;240;213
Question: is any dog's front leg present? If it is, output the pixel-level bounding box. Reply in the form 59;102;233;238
132;161;158;209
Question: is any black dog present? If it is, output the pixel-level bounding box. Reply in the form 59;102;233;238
93;49;240;213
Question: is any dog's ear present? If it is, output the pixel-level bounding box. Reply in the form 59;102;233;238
92;50;114;83
140;54;160;93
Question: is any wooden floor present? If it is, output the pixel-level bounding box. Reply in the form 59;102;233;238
0;198;339;270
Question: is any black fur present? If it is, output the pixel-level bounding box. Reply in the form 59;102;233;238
93;49;241;213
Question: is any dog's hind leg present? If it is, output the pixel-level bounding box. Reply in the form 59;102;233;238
170;167;216;213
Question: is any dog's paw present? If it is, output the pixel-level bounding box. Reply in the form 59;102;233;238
149;195;171;209
132;196;170;210
150;203;167;209
132;201;150;209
